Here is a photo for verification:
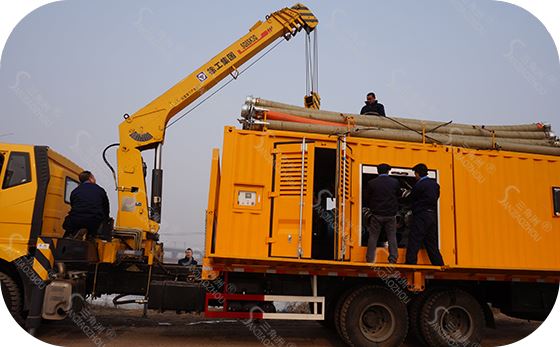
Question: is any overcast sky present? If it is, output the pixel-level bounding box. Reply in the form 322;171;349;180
1;0;558;253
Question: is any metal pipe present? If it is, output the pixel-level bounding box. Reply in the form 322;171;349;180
265;120;560;156
312;275;318;314
154;143;162;170
253;106;548;140
250;97;547;132
259;112;553;145
56;262;66;276
143;265;153;318
91;263;99;298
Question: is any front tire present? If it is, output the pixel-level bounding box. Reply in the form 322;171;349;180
0;271;24;326
339;285;408;347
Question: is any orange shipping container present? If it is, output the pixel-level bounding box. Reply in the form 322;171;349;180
205;126;560;272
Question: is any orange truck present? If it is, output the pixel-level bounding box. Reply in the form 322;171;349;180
2;114;559;347
199;114;560;346
1;3;559;347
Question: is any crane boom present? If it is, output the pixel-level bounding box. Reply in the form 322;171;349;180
115;4;318;237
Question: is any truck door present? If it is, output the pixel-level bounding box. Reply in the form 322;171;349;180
270;140;315;258
0;149;36;249
335;136;354;261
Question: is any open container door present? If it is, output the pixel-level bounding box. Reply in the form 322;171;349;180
270;140;315;258
335;136;354;261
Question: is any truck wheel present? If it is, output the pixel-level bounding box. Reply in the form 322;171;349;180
334;287;356;341
339;285;408;347
0;272;23;326
408;288;440;345
420;289;485;347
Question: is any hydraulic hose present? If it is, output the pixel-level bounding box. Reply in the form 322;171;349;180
102;143;120;190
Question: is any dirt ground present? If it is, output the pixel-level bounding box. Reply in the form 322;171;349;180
33;306;540;347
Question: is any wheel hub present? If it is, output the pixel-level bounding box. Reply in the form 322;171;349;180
440;306;473;340
359;303;395;342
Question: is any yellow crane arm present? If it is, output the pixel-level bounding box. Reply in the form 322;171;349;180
115;3;318;234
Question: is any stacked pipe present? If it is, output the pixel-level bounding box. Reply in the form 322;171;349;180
239;97;560;156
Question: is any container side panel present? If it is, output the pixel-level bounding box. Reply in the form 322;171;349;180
454;148;560;269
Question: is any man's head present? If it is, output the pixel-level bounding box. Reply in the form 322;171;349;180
366;92;377;105
79;171;96;184
185;248;193;258
378;163;391;175
413;163;429;179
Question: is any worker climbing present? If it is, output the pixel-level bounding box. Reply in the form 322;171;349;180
62;171;110;239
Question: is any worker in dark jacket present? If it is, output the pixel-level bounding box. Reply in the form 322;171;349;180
178;248;198;266
360;92;386;116
405;164;445;266
364;164;400;263
63;171;110;238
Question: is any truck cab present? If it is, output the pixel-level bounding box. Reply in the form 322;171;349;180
0;144;82;328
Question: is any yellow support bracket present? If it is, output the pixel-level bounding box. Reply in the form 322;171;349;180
406;271;426;292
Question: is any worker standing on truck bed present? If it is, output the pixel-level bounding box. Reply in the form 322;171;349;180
360;92;386;116
364;163;399;263
63;171;110;238
405;164;445;266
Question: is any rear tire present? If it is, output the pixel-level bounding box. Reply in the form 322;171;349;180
408;288;441;345
339;285;408;347
0;271;23;326
334;287;356;342
420;289;485;347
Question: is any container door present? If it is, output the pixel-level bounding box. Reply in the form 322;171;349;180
270;140;315;258
335;136;354;261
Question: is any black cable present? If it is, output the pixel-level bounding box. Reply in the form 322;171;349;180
383;115;443;144
361;112;440;143
305;33;310;96
326;117;443;145
313;29;318;93
427;120;453;133
102;143;120;190
308;34;314;93
166;39;284;129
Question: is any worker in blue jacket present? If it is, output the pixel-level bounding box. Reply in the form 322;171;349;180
63;171;110;238
405;164;445;266
360;92;386;116
364;163;400;263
